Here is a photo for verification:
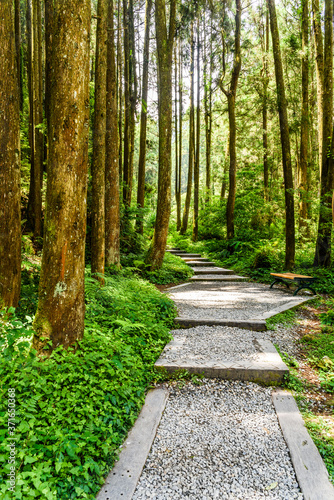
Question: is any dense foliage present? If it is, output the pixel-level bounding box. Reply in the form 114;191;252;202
0;273;175;499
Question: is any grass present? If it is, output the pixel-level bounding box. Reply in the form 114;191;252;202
303;414;334;484
0;270;176;499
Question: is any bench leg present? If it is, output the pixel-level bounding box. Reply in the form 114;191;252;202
270;278;289;289
293;285;317;296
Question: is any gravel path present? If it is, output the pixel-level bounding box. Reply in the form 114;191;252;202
169;282;308;321
159;324;301;365
133;380;303;500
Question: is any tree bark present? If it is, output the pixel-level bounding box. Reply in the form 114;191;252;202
105;0;120;268
146;0;176;270
268;0;295;269
299;0;309;228
123;0;131;204
117;0;123;182
33;0;91;353
263;9;269;201
91;0;108;278
314;0;333;267
311;0;324;177
192;18;200;242
0;0;21;309
204;11;212;203
220;0;241;241
178;38;183;231
14;0;22;110
136;0;153;234
26;0;43;240
174;45;181;232
180;21;195;235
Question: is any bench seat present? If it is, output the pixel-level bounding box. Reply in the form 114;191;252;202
270;273;317;296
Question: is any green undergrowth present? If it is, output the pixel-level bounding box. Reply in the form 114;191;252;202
303;414;334;484
299;331;334;393
266;309;297;330
0;273;175;499
120;250;193;284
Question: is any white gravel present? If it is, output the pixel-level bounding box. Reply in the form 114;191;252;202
169;282;306;321
162;326;265;363
133;380;303;500
159;324;302;365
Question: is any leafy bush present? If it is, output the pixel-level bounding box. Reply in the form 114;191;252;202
0;273;175;499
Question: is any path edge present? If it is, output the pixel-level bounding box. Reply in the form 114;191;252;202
95;388;169;500
272;389;334;500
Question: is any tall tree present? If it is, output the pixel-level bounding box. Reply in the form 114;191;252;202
117;0;123;182
26;0;43;240
204;10;213;203
177;38;183;231
180;21;195;235
299;0;309;227
146;0;176;269
219;0;242;240
268;0;295;269
136;0;153;234
311;0;324;176
0;0;21;309
262;8;269;201
14;0;22;109
192;17;200;242
123;0;131;204
91;0;108;278
33;0;91;352
314;0;333;267
174;44;181;231
105;0;121;268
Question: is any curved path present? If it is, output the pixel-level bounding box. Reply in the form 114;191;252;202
97;249;334;500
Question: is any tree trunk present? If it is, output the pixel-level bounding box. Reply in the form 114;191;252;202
117;0;123;182
220;0;241;240
299;0;309;228
178;39;183;231
204;11;212;203
91;0;108;279
0;0;21;309
180;21;195;235
14;0;22;110
174;45;181;232
136;0;153;234
26;0;43;240
105;0;120;268
123;0;131;205
268;0;295;269
127;0;136;206
263;9;269;201
312;0;324;177
192;18;200;242
33;0;91;353
314;0;333;267
146;0;176;270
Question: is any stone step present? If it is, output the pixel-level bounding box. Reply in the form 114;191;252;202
154;329;289;385
188;261;216;267
174;317;266;331
192;268;235;275
175;253;202;258
190;275;248;282
181;257;211;262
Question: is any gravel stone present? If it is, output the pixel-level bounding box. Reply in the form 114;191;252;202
162;326;266;363
168;282;309;321
133;380;303;500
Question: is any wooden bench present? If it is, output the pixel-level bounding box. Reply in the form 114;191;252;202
270;273;317;296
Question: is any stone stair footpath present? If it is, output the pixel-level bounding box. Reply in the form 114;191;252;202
96;248;334;500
